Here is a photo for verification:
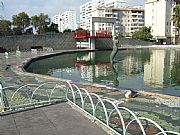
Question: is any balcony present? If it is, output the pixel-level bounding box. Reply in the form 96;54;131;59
73;30;112;39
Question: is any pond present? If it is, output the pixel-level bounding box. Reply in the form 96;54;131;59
26;49;180;97
25;49;180;133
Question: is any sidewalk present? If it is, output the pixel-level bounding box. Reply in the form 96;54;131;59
0;50;108;135
0;103;108;135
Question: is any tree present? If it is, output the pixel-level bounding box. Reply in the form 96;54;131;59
63;29;72;32
31;15;39;30
31;13;50;34
38;13;49;34
132;27;153;41
75;27;84;31
12;27;22;35
48;22;59;33
172;4;180;44
12;12;30;30
0;20;11;36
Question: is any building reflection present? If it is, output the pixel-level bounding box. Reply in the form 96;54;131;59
75;50;145;85
144;49;176;88
76;52;109;82
75;49;180;89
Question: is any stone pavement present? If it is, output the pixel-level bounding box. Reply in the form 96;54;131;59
0;51;109;135
0;103;108;135
0;50;180;134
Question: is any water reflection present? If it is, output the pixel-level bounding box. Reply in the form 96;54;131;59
143;49;180;96
26;49;180;97
144;50;172;88
110;63;119;86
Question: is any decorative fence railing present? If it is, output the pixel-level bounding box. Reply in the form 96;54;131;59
0;81;179;135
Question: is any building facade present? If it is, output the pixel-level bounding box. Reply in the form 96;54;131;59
60;10;77;32
80;0;127;30
52;10;77;32
80;0;144;36
51;14;61;32
145;0;179;44
94;7;144;36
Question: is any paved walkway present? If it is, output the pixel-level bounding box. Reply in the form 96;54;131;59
0;51;108;135
0;49;179;134
0;103;108;135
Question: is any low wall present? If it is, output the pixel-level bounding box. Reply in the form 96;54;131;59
0;33;153;51
96;37;153;49
0;33;76;52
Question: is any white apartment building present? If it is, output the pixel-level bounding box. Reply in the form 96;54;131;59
80;0;127;30
60;10;77;32
51;10;77;32
51;14;61;31
145;0;179;44
94;7;144;36
52;15;60;24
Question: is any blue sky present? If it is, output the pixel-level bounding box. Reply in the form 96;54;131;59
1;0;144;20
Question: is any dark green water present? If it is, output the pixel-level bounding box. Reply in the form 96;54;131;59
26;49;180;97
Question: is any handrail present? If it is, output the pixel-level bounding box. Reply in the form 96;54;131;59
66;82;179;135
91;93;109;125
1;81;179;135
11;84;39;102
80;88;95;115
30;82;58;103
71;84;84;108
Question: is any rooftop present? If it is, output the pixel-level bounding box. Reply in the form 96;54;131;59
96;7;144;11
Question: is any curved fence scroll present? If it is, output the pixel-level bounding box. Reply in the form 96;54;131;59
0;81;179;135
65;82;180;135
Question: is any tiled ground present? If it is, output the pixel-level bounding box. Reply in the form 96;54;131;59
0;51;108;135
0;103;108;135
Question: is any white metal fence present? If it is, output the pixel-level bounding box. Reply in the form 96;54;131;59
0;81;179;135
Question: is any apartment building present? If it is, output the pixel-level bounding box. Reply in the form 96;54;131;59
94;7;144;36
60;10;77;32
145;0;180;44
51;14;61;31
80;0;127;30
51;10;77;32
52;15;60;24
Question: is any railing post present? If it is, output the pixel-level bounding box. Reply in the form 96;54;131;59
0;82;3;111
0;82;9;111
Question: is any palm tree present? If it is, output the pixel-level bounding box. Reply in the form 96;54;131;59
172;4;180;44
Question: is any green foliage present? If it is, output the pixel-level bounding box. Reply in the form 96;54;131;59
38;13;50;34
138;49;151;63
11;12;50;34
172;4;180;43
63;29;72;32
31;15;39;29
173;4;180;29
171;63;180;85
47;22;59;33
0;20;11;36
12;12;30;29
12;27;22;35
132;27;153;41
75;27;84;31
31;13;50;34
